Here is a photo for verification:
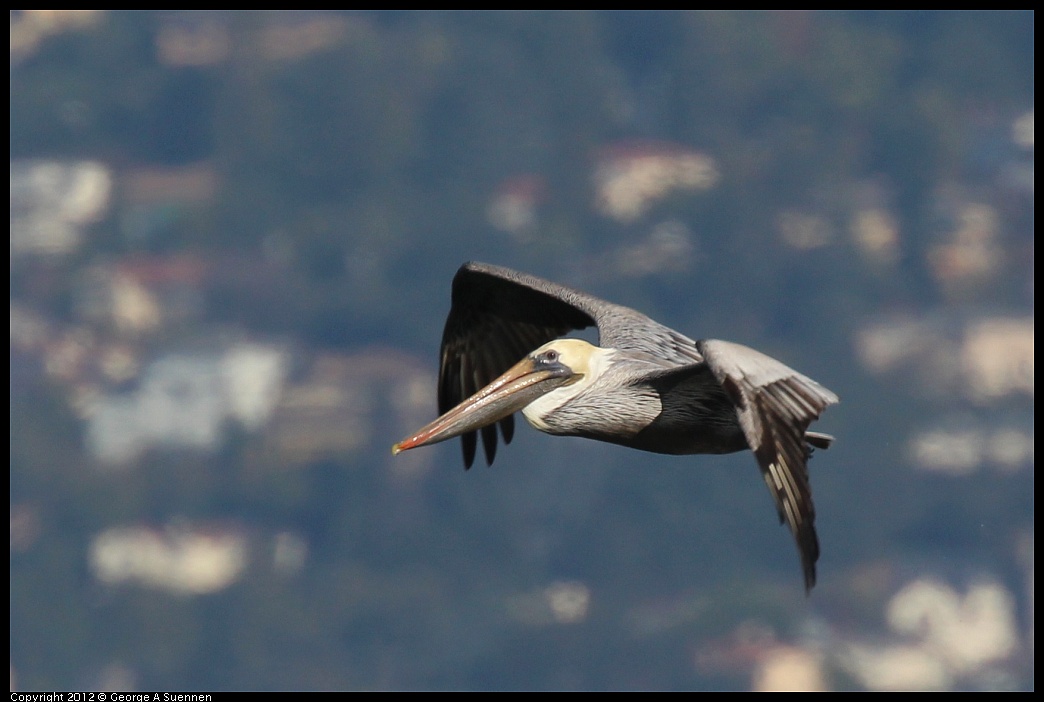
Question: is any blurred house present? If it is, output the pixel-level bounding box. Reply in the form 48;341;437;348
840;578;1020;691
777;177;902;259
267;347;434;470
10;303;51;352
1011;110;1033;152
593;140;718;223
154;11;363;67
487;173;547;241
10;10;104;62
10;160;112;256
856;313;1032;474
694;622;827;692
12;302;141;402
9;503;41;554
505;580;593;627
76;255;209;336
907;422;1033;475
267;353;370;463
85;342;289;465
928;202;1003;296
89;522;249;594
850;207;900;264
854;313;1033;404
847;179;902;265
693;574;1023;691
961;318;1034;403
121;163;219;206
777;209;834;250
118;163;220;249
154;14;232;67
751;646;826;693
588;219;697;280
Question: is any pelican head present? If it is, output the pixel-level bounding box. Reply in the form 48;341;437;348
392;338;602;455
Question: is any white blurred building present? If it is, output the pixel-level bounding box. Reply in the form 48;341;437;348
594;140;718;222
85;343;289;465
10;160;112;256
89;522;248;594
841;578;1020;691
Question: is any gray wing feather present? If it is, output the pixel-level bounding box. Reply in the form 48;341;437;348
696;339;839;592
440;262;703;467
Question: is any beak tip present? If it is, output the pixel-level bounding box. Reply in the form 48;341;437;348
391;443;403;455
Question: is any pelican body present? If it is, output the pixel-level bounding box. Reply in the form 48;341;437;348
393;262;839;592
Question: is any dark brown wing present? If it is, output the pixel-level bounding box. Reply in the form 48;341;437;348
440;262;702;468
696;339;839;592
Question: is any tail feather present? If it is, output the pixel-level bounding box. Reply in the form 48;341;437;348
804;431;834;450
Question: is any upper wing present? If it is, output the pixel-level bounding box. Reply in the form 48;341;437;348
696;339;839;592
439;262;702;468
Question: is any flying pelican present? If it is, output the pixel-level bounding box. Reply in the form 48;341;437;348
393;262;839;592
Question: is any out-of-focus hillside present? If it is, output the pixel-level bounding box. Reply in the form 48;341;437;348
10;11;1033;691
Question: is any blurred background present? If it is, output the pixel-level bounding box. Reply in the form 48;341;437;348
9;11;1033;691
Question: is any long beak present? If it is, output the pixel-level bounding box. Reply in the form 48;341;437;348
392;356;573;455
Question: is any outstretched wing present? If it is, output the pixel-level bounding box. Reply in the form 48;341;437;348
439;262;702;467
696;339;839;592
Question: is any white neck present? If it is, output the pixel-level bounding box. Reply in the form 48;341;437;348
522;346;616;431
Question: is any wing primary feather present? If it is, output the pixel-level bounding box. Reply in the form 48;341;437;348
461;430;477;470
500;415;515;445
481;424;498;466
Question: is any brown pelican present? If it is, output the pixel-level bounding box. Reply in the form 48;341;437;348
393;262;839;592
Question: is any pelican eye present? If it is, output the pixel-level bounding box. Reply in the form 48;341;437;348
541;349;559;363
